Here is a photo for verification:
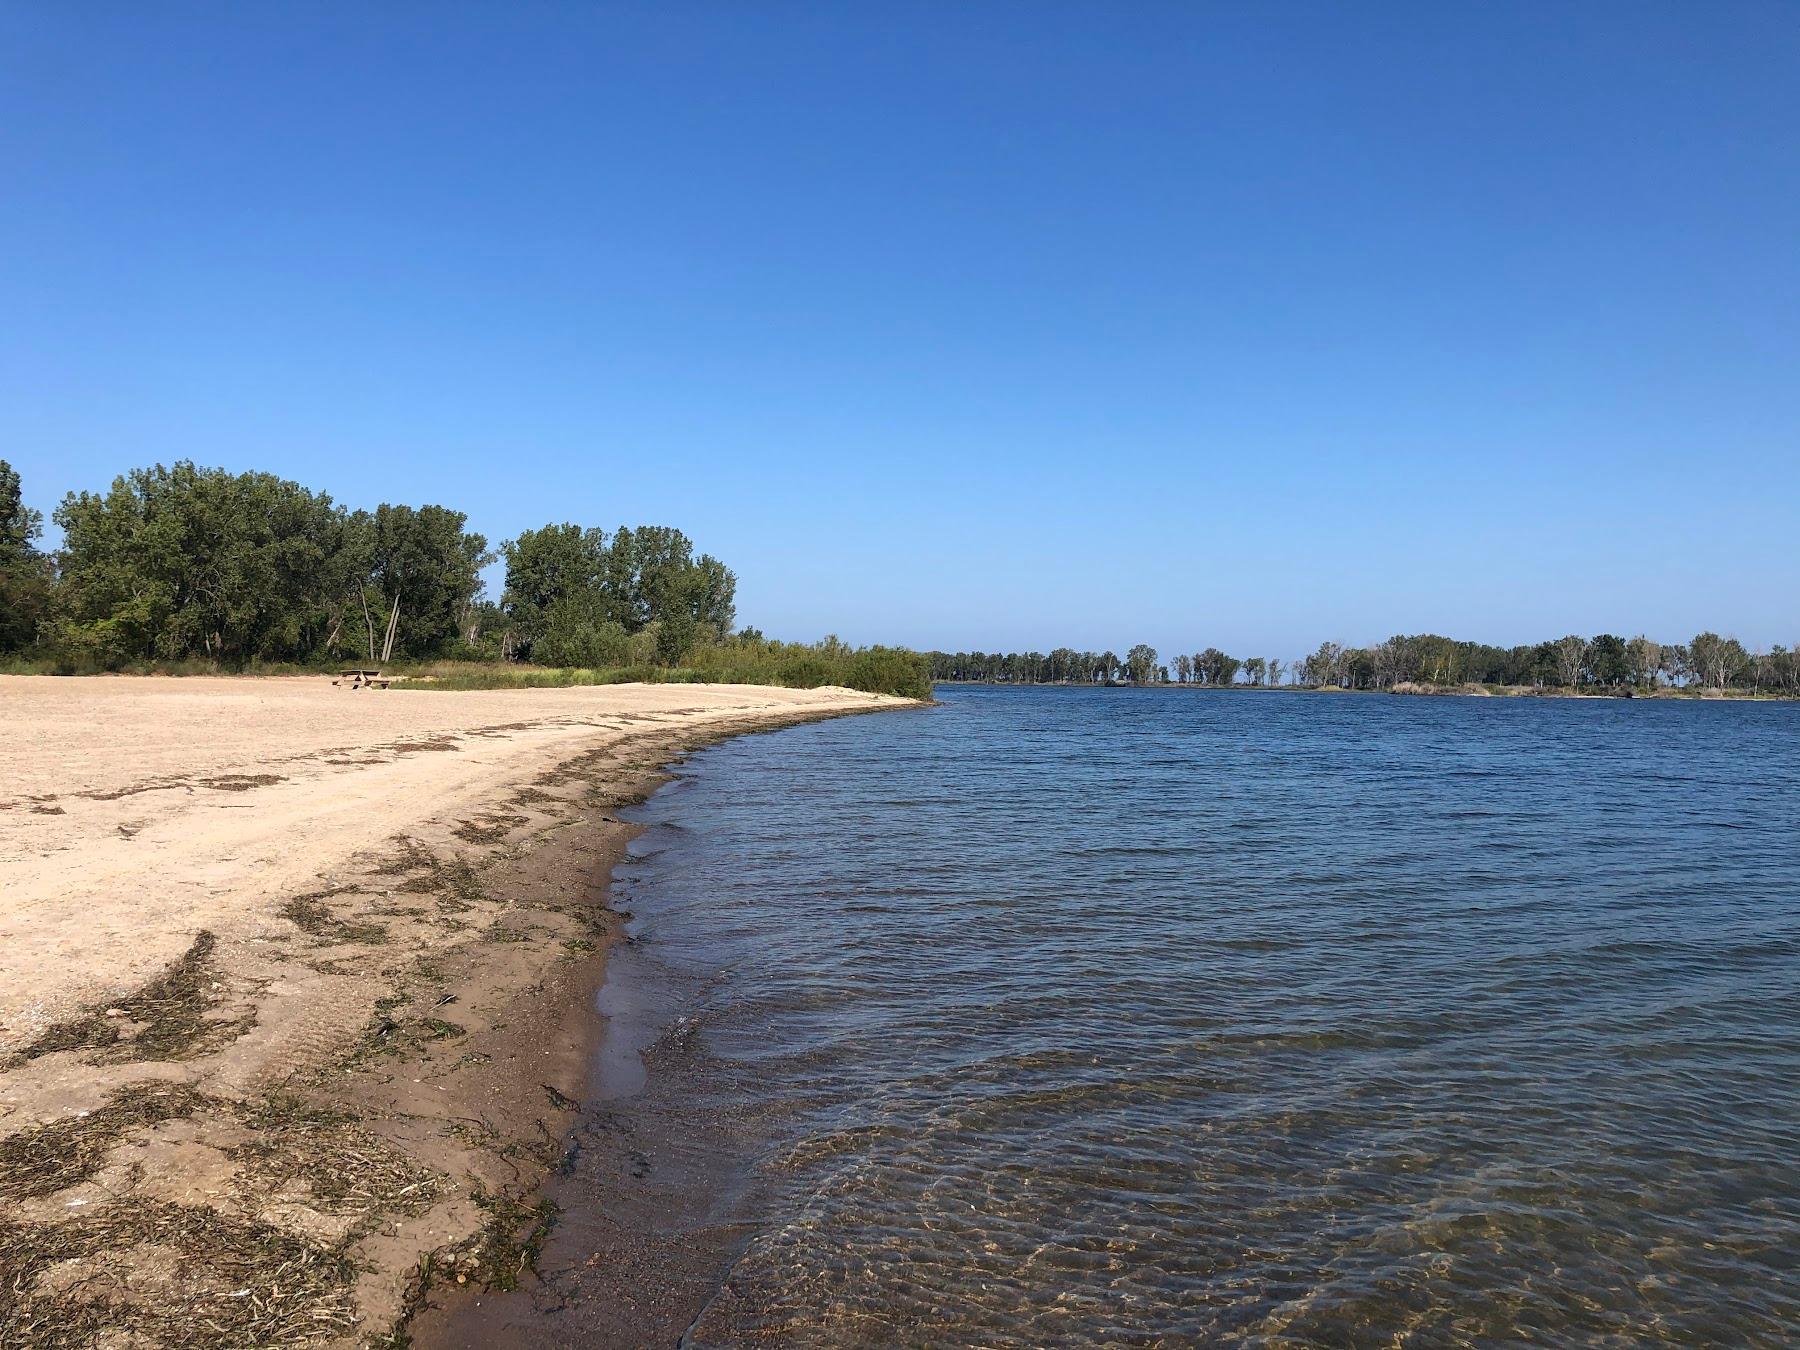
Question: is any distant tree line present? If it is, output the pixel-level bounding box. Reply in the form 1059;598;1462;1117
930;647;1284;687
931;630;1800;695
1294;632;1798;693
0;458;931;698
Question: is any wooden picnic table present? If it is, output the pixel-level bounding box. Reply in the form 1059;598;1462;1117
332;669;392;689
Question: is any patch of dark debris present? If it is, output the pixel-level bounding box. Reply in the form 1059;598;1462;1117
0;1082;203;1202
230;1094;442;1217
376;837;489;912
452;812;529;845
353;994;468;1062
388;737;460;754
0;1198;359;1348
429;1190;559;1294
9;933;254;1067
280;889;390;946
198;773;286;792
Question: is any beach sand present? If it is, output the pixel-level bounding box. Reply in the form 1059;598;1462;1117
0;674;908;1346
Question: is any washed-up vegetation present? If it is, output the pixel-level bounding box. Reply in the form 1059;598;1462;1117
0;459;930;699
8;931;251;1067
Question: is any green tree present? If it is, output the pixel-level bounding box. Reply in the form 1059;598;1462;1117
53;462;349;664
0;459;42;564
364;504;490;661
501;521;736;666
1125;643;1158;684
1586;634;1629;688
0;459;50;653
534;594;631;667
1303;641;1343;687
609;525;737;640
500;524;608;659
1196;647;1241;685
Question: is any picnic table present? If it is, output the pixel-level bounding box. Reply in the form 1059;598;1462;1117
332;669;392;689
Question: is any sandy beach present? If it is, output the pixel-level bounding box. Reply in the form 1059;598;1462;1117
0;675;909;1346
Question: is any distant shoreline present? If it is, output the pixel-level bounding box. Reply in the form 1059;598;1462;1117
932;680;1800;703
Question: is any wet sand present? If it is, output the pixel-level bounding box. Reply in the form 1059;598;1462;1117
0;675;909;1346
405;840;781;1349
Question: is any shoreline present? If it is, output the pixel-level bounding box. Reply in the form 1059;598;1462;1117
405;709;905;1348
403;735;800;1348
0;676;914;1347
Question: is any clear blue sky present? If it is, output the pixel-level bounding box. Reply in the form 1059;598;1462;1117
3;3;1796;657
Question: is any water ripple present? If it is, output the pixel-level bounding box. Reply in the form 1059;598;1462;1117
605;687;1800;1346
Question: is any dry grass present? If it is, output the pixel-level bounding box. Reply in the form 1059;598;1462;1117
0;1080;445;1346
387;737;460;754
351;995;467;1063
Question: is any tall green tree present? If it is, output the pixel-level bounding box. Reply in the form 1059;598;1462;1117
1125;643;1159;684
1303;641;1343;687
500;524;608;659
53;462;348;664
363;504;490;660
0;460;41;563
1586;634;1629;687
604;525;737;642
1196;647;1241;685
0;459;50;653
499;521;737;666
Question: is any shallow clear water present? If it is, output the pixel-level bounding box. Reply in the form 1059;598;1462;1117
611;687;1800;1345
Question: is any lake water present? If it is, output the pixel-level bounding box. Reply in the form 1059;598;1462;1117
596;686;1799;1345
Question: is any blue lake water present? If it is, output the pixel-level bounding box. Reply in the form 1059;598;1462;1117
608;686;1800;1344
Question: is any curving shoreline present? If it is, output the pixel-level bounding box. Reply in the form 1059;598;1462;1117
0;675;913;1347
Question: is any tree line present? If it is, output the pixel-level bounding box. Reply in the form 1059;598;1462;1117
0;458;931;698
931;630;1800;695
931;648;1276;687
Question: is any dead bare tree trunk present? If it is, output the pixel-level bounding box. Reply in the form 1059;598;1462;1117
380;594;401;664
359;589;376;662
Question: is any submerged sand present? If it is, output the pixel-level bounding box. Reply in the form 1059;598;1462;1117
0;674;908;1346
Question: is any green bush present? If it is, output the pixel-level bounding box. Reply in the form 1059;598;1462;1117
844;646;932;700
534;609;631;668
387;636;934;700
